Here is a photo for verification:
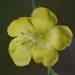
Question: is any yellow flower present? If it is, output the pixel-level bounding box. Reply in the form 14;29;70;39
7;7;73;67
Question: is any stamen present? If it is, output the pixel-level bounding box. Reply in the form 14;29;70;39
21;32;45;47
21;32;33;40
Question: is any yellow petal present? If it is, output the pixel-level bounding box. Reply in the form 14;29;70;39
44;25;73;51
7;17;35;37
42;47;58;67
9;36;31;66
32;44;44;63
31;7;58;33
32;44;58;67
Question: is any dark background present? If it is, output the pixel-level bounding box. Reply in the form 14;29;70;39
0;0;75;75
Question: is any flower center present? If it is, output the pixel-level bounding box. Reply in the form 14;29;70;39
21;32;44;46
34;32;42;38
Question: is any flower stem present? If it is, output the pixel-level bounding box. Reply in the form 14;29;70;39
32;0;35;9
47;67;58;75
48;67;52;75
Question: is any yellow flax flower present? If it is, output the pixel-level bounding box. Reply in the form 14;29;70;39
7;7;73;67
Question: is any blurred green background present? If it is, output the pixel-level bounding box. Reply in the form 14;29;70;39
0;0;75;75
